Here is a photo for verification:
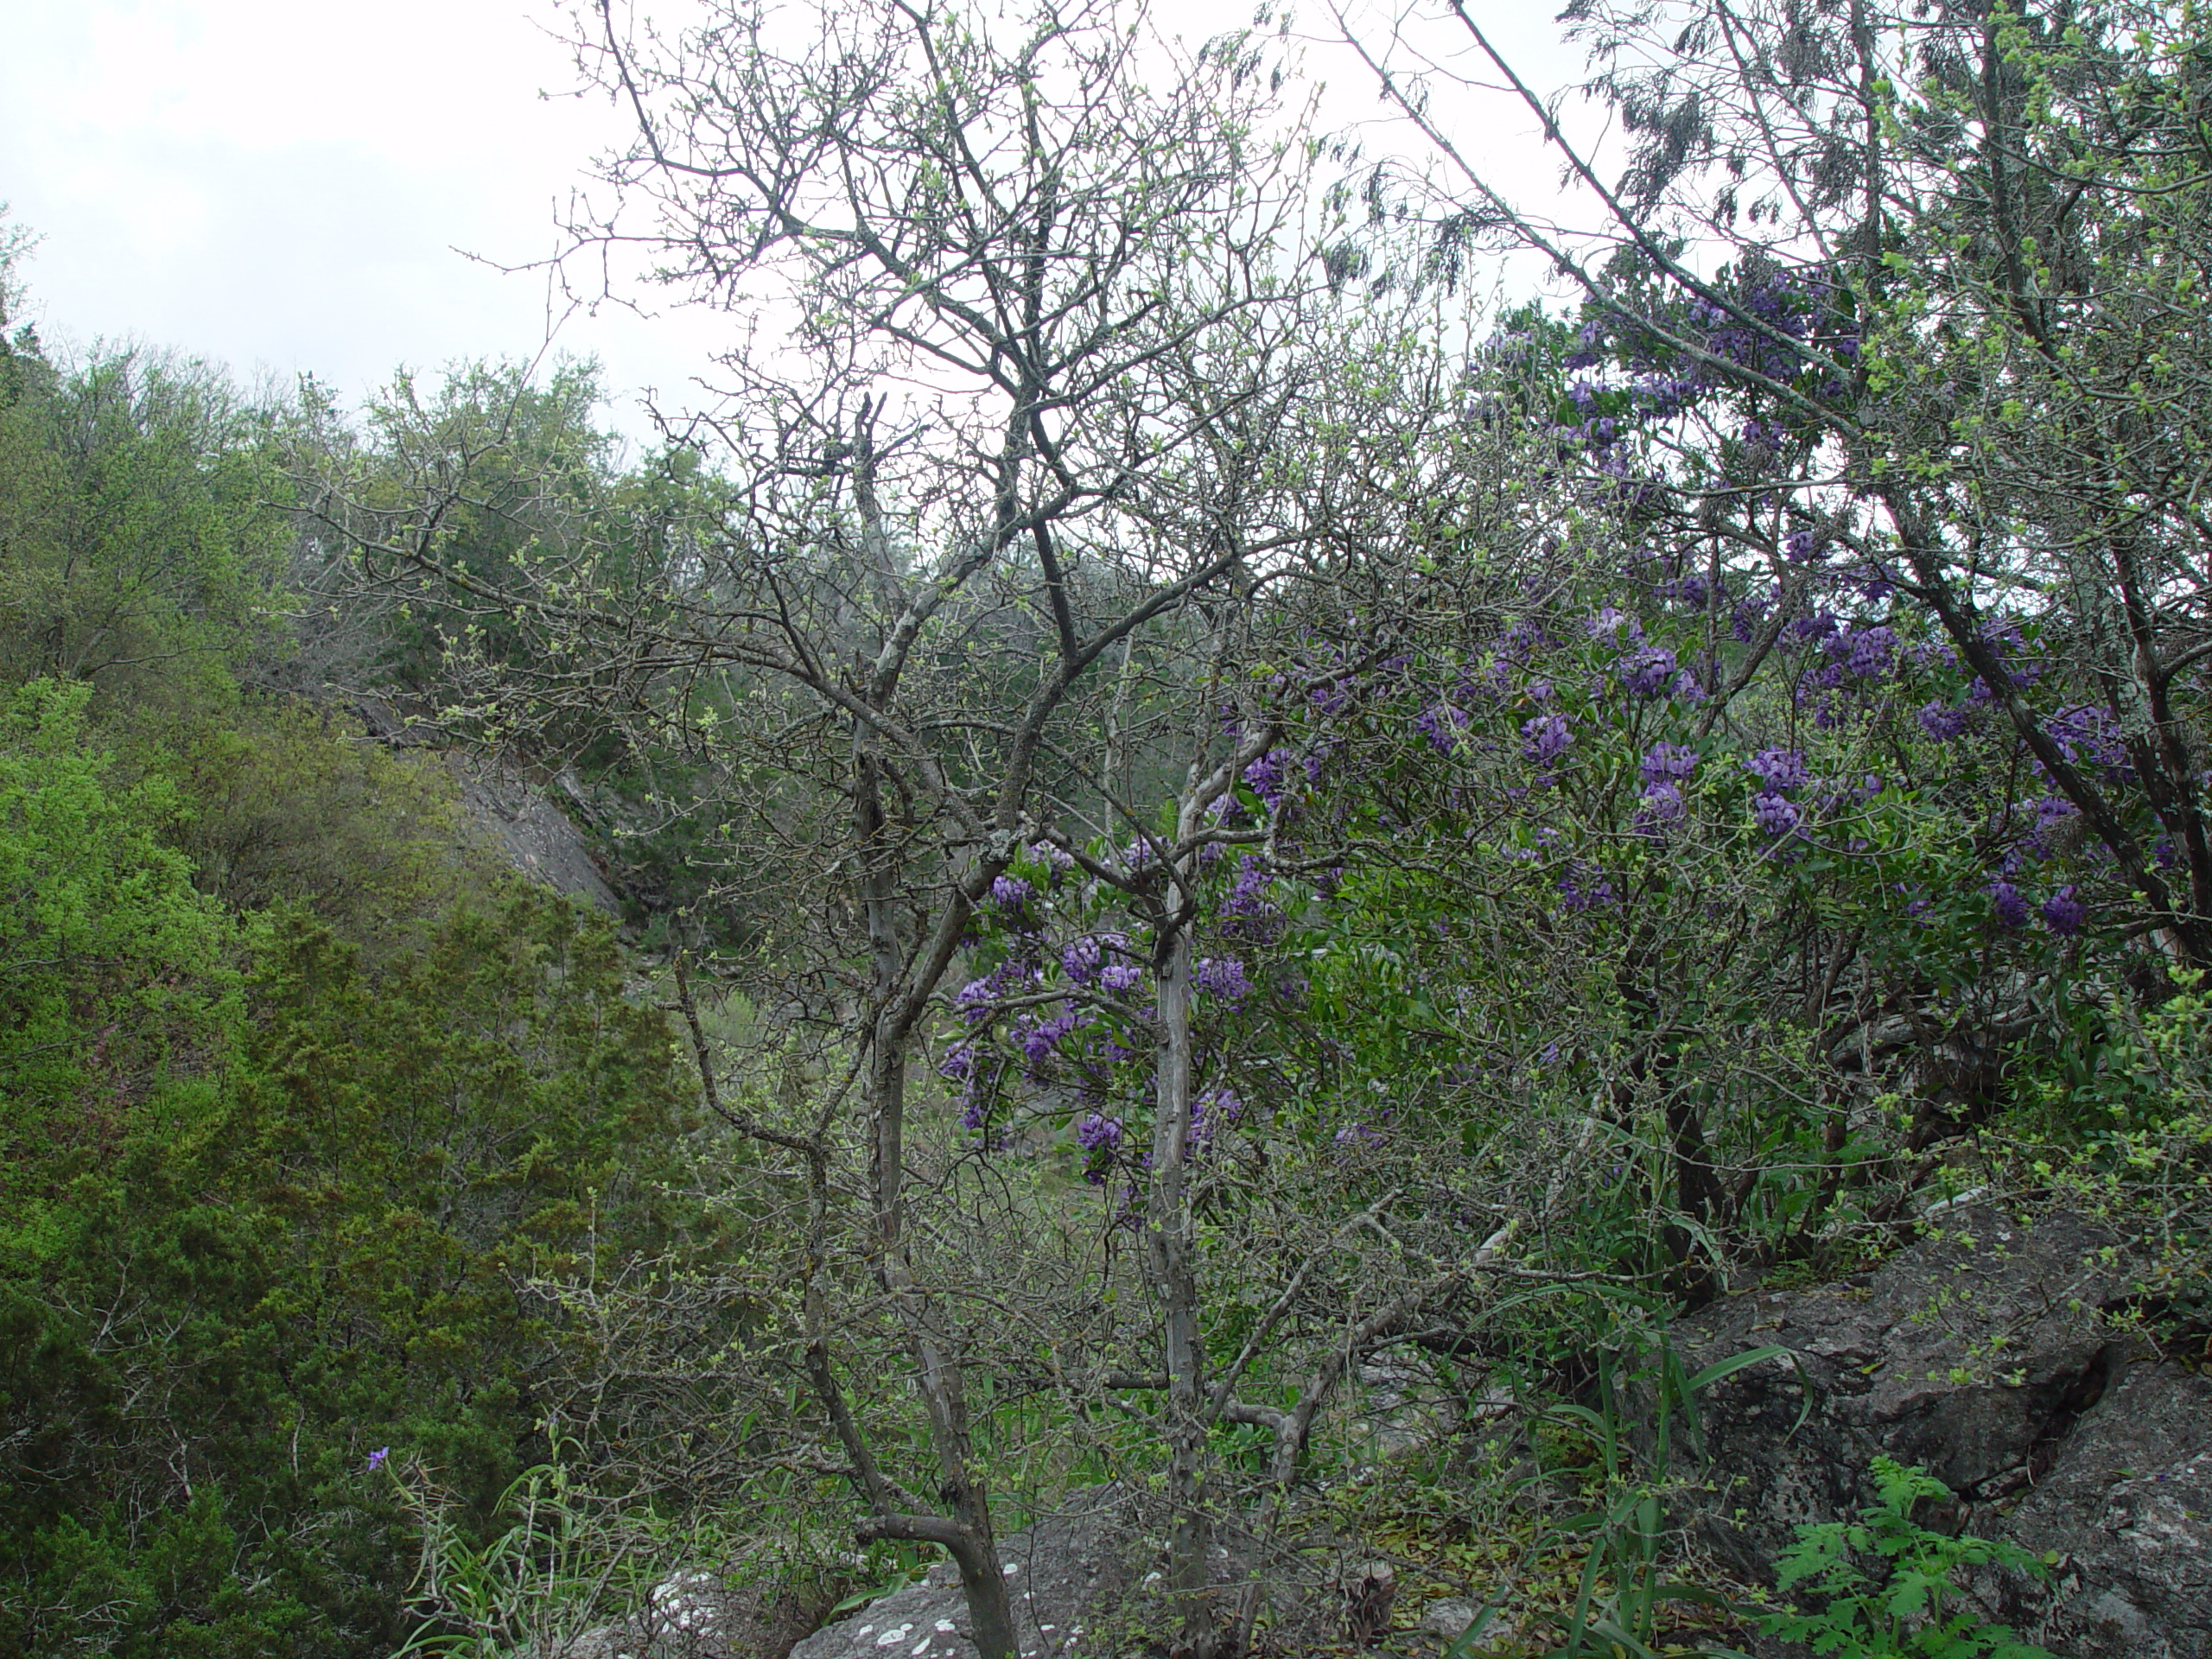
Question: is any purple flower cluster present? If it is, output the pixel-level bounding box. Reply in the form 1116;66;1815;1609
1243;748;1293;812
1220;855;1283;944
1732;589;1773;644
1825;624;1897;679
1193;957;1252;1004
1415;699;1470;755
1558;864;1618;910
1332;1120;1389;1152
1016;1005;1086;1071
955;961;1033;1025
1522;713;1573;764
1192;1086;1243;1142
1641;743;1699;785
1751;792;1802;837
1745;748;1810;791
989;874;1036;929
1918;700;1971;741
1987;879;2031;930
2047;704;2128;775
1618;645;1679;697
1635;781;1688;830
2041;885;2086;935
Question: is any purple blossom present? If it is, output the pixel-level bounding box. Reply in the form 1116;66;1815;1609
1558;865;1618;910
1636;780;1687;830
1062;932;1131;986
1522;713;1573;764
1193;957;1252;1004
989;874;1034;925
2047;704;2128;773
1414;699;1470;755
1987;880;2030;930
1309;677;1355;716
1243;748;1293;811
2041;885;2086;936
1221;855;1283;944
1618;645;1679;697
1587;606;1643;644
1099;963;1144;995
1498;617;1547;661
1017;1007;1084;1069
1745;747;1810;791
365;1447;390;1474
1564;315;1608;371
955;963;1029;1024
1075;1112;1123;1153
1751;791;1802;836
1827;624;1897;678
1641;742;1699;785
1919;700;1971;741
1192;1086;1243;1142
1783;527;1822;563
1731;589;1773;644
1785;611;1840;646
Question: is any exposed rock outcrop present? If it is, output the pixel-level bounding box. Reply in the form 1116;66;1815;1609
448;752;622;917
1674;1207;2212;1658
788;1489;1137;1659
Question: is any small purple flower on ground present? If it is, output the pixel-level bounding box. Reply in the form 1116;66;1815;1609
365;1448;389;1474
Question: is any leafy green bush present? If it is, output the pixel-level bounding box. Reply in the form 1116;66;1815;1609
1758;1458;2055;1659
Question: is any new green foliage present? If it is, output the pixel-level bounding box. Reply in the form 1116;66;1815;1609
1760;1459;2056;1659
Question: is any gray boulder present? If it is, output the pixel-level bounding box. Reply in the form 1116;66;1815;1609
790;1488;1136;1659
1674;1206;2212;1657
1970;1360;2212;1658
448;753;623;917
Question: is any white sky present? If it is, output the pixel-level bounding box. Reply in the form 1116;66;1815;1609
0;0;1587;443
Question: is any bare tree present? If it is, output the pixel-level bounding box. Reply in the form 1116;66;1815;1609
307;2;1358;1649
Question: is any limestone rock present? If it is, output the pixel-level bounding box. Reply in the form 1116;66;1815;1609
448;752;622;916
1673;1207;2212;1657
788;1489;1135;1659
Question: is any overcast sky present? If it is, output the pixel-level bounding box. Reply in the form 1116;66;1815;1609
0;0;1585;441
